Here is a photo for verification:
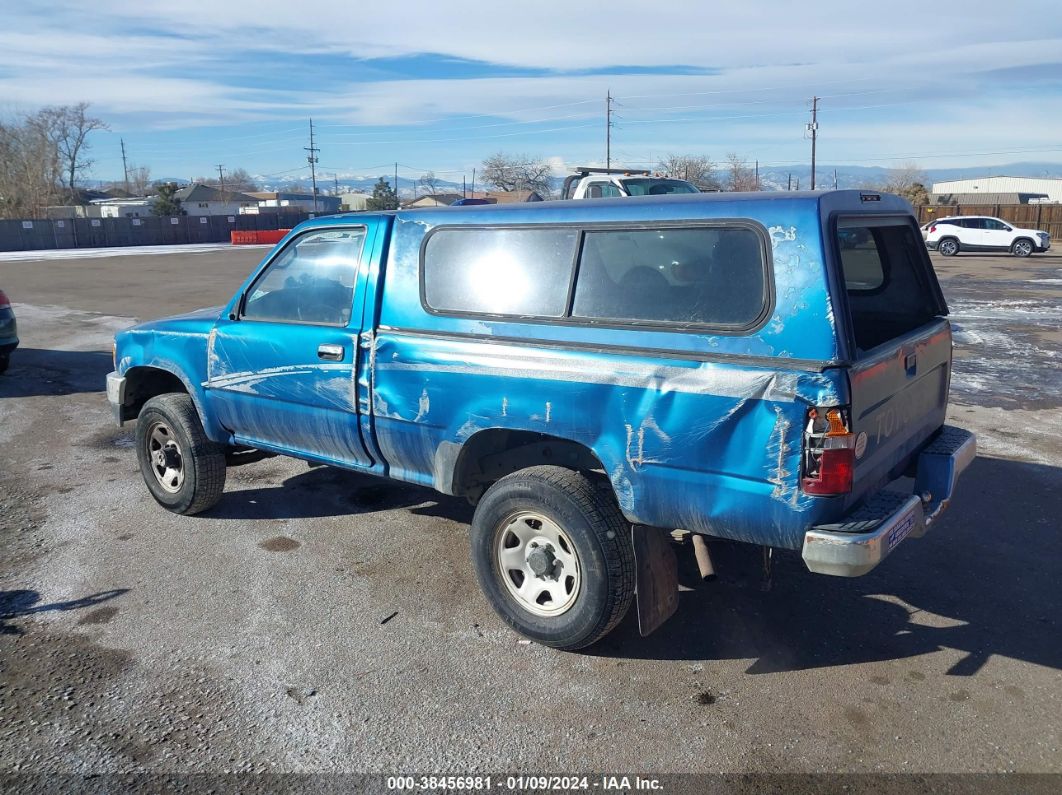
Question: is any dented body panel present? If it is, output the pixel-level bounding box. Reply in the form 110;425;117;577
111;190;971;561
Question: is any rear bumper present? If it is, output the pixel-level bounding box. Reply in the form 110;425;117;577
802;425;976;577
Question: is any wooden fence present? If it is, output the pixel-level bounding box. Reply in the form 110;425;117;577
917;203;1062;240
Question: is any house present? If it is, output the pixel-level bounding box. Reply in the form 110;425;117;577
175;184;258;216
403;193;464;208
338;192;371;212
247;191;341;215
404;189;543;209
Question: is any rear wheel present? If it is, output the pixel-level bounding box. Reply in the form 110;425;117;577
136;394;226;515
470;466;635;650
1011;238;1034;258
937;238;959;256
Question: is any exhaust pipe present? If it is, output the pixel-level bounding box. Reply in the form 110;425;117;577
691;534;716;581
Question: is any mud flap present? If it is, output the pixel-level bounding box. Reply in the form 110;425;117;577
633;525;679;636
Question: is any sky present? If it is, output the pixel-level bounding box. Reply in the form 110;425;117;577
2;1;1061;186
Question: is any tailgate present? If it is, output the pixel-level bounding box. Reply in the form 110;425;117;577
847;320;951;501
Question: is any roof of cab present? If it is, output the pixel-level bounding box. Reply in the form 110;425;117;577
294;189;912;232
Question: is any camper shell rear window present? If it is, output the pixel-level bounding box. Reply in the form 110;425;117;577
835;216;947;352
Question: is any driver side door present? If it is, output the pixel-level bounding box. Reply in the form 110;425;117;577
206;224;375;467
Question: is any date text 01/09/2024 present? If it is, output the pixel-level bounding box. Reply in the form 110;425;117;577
385;775;664;791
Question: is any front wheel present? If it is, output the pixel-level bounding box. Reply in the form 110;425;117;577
937;238;959;256
470;466;635;650
1011;238;1034;258
135;393;226;515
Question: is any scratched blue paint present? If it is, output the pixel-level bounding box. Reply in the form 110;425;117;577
113;191;922;550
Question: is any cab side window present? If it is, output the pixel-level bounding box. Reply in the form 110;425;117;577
587;183;622;198
242;228;366;326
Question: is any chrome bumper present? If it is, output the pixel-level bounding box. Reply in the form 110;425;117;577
106;371;127;426
802;425;976;577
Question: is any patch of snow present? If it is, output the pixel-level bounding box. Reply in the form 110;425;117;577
0;243;271;262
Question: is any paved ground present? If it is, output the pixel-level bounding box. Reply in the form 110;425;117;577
0;246;1060;778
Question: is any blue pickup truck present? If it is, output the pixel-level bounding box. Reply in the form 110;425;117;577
107;190;974;649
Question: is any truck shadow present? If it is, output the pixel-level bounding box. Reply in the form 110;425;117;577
207;464;473;524
593;455;1062;676
0;348;112;398
208;454;1060;676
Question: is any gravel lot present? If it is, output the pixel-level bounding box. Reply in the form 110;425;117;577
1;245;1060;780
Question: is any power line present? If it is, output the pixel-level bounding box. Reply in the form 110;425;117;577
318;98;600;130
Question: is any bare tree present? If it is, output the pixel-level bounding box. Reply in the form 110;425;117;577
197;167;257;194
480;153;553;197
725;153;758;192
657;154;720;190
37;103;108;201
882;161;930;205
128;165;152;196
0;112;63;218
418;171;443;196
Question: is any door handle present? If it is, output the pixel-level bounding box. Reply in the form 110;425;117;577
318;344;344;361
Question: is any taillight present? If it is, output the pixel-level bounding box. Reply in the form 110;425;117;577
0;290;9;310
802;407;855;496
929;226;936;233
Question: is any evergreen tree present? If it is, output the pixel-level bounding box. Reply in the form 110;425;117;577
151;182;185;216
365;177;399;210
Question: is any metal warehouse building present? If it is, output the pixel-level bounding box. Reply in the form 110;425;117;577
931;176;1062;203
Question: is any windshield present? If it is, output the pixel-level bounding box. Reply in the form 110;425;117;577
620;178;700;196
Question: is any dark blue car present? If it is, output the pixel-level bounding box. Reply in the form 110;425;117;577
0;289;18;374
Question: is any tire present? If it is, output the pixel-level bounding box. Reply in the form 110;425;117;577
470;466;635;650
937;238;959;257
135;393;226;515
1011;238;1034;258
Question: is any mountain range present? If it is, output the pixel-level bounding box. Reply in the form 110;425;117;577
252;161;1062;197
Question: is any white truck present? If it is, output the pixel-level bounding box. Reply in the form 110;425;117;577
560;167;701;200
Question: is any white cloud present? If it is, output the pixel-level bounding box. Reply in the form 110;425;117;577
2;1;1060;174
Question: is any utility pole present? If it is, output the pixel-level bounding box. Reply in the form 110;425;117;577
755;160;760;191
606;90;614;170
787;172;792;191
216;164;226;200
304;118;320;212
807;96;819;190
833;168;838;190
334;174;339;195
120;138;130;194
471;168;476;197
394;162;398;199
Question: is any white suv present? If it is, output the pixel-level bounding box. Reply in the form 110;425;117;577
922;215;1051;257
